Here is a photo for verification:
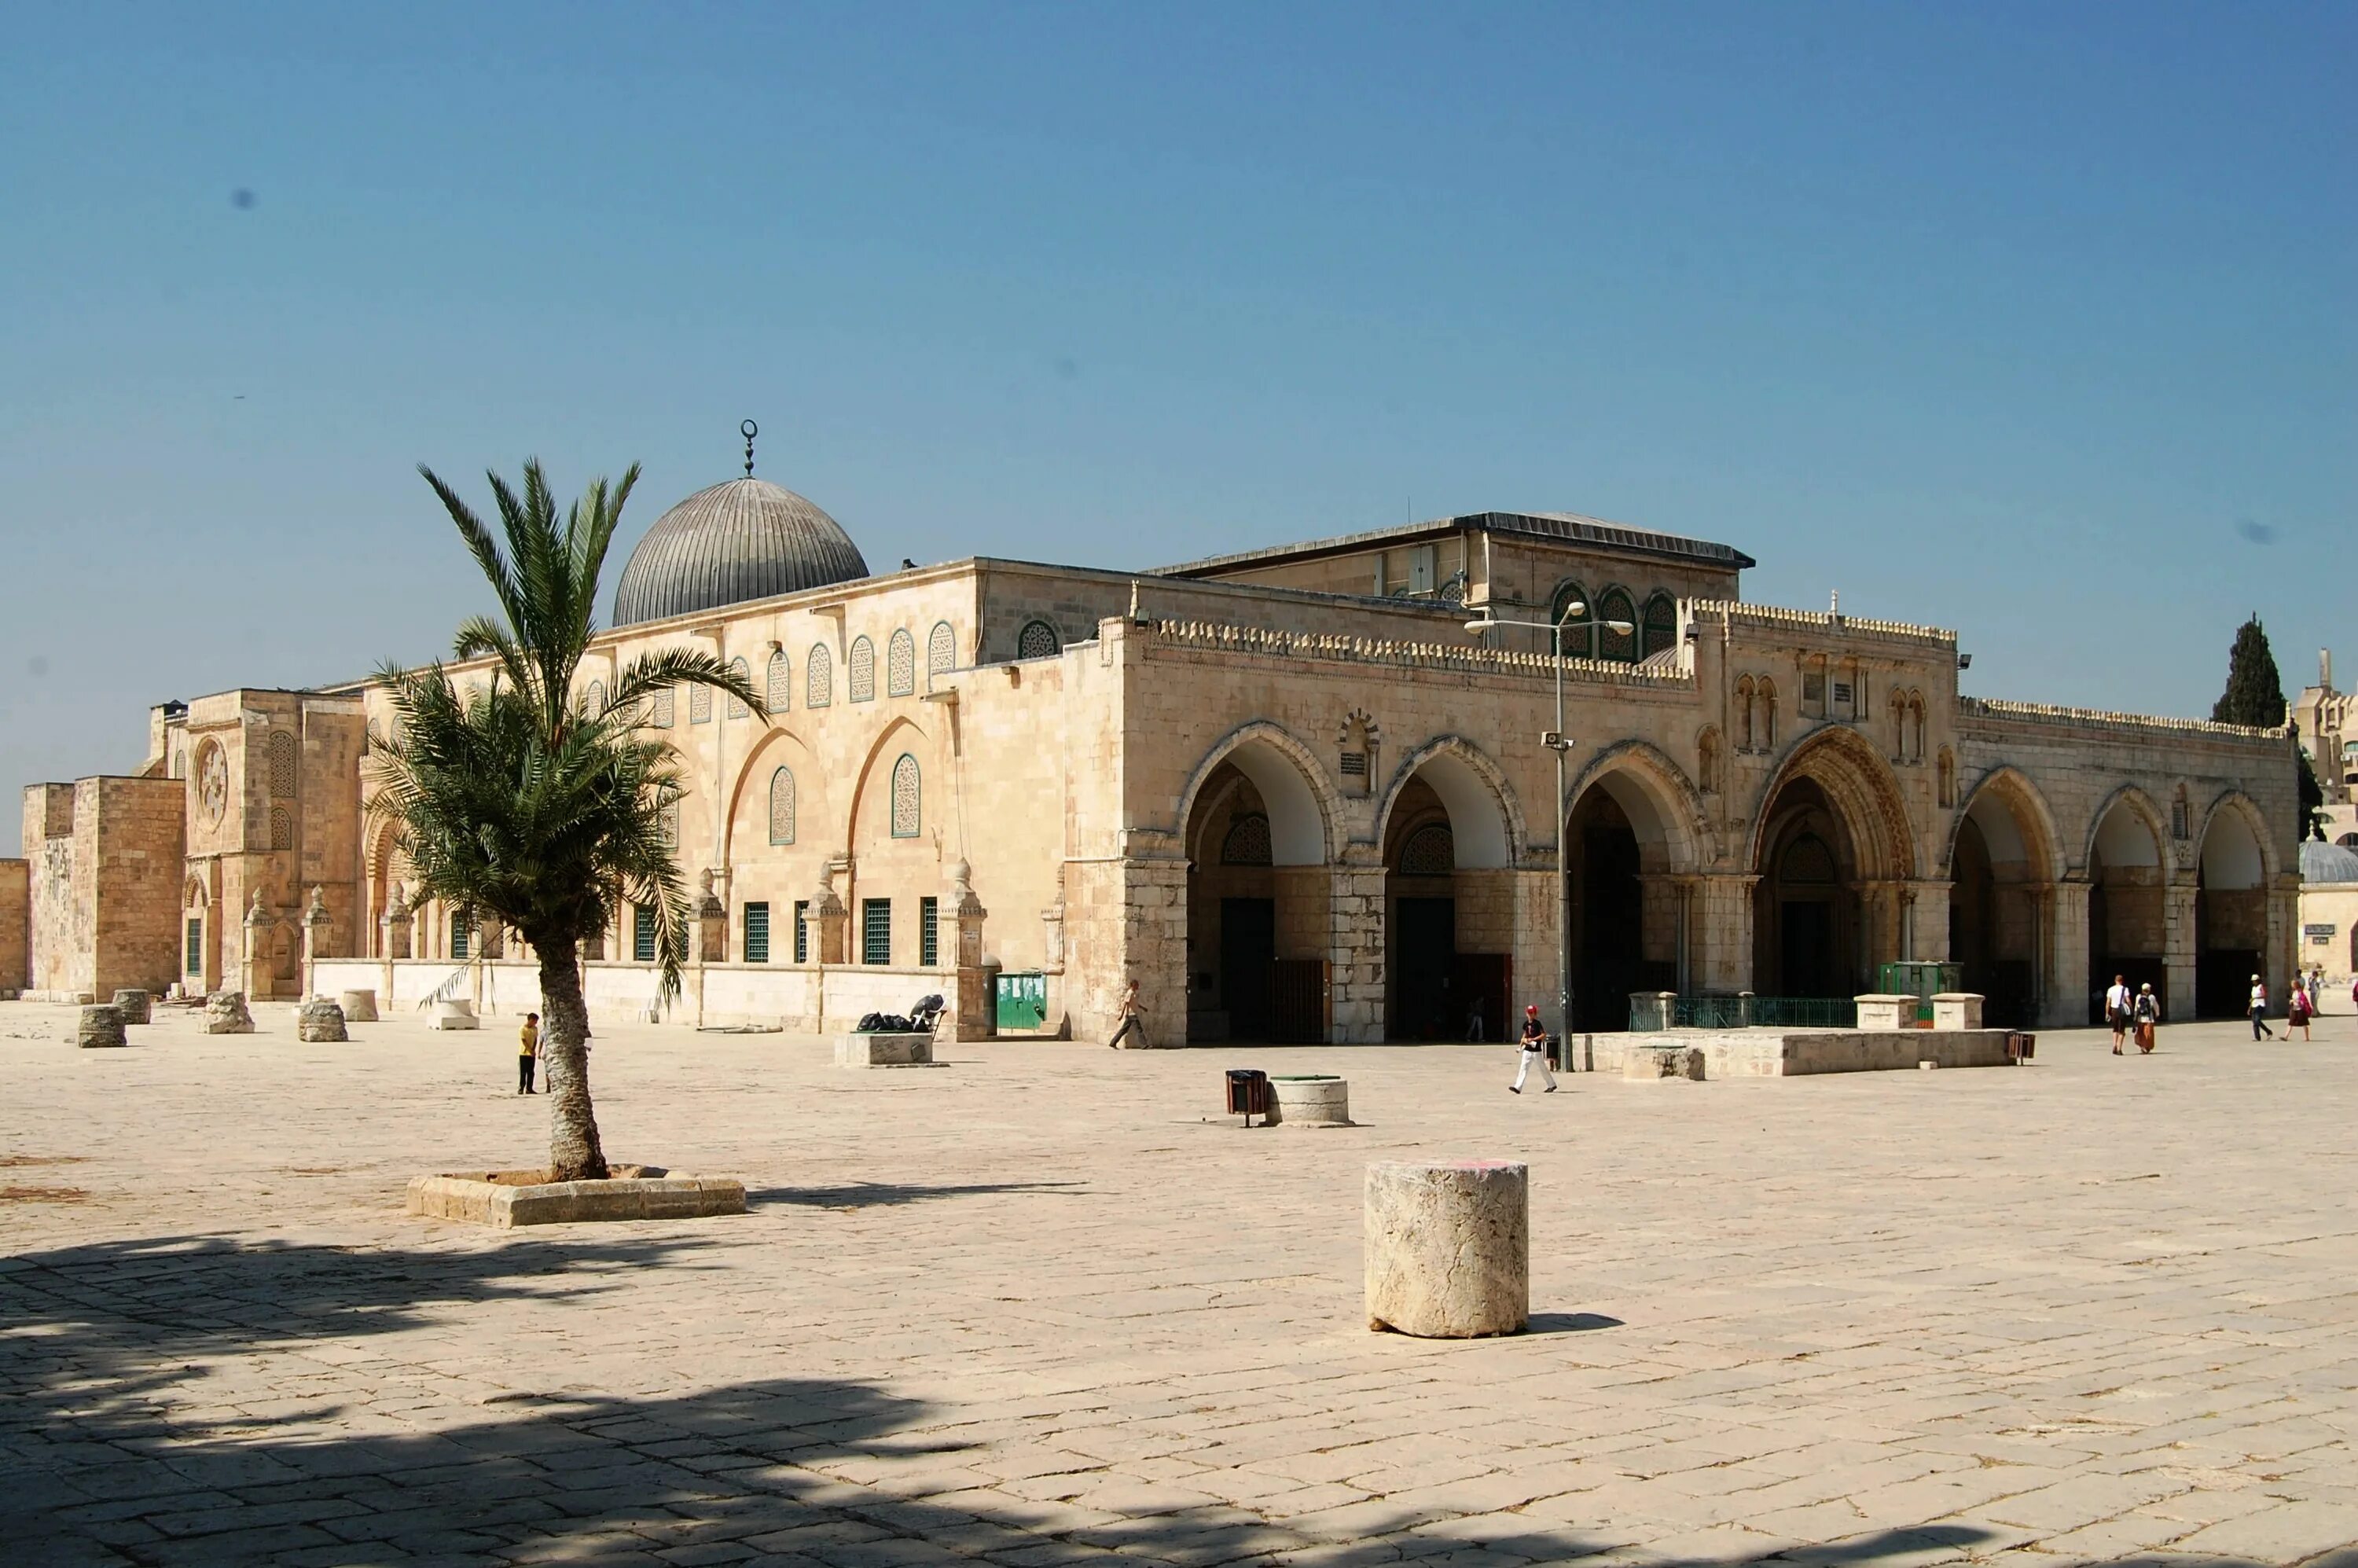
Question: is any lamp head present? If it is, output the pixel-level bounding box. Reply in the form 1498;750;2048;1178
1464;618;1495;634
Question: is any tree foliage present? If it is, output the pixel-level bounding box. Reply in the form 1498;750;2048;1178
2212;615;2287;727
367;459;762;1179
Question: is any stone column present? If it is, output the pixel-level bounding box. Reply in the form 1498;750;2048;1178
1329;861;1386;1044
1060;851;1186;1046
692;869;727;964
302;885;332;1000
813;861;849;965
2162;874;2198;1021
2048;877;2091;1030
1908;878;1952;964
242;890;270;1001
2268;876;2298;1014
948;858;992;1042
1688;873;1755;996
1508;868;1560;1036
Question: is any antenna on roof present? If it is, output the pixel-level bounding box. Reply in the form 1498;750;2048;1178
741;419;758;477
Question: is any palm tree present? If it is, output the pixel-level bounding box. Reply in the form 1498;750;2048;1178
369;459;762;1180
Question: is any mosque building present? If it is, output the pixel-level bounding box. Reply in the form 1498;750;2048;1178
6;435;2304;1040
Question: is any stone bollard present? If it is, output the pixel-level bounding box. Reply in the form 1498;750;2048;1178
204;990;256;1034
1623;1045;1707;1081
338;989;379;1023
110;989;152;1025
298;999;349;1043
428;999;480;1031
1364;1159;1528;1337
77;1005;128;1048
1268;1074;1353;1127
1853;993;1918;1030
1930;992;1985;1030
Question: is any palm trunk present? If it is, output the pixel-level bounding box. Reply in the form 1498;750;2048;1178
533;938;609;1181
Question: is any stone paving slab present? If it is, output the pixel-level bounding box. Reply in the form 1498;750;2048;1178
1;999;2354;1564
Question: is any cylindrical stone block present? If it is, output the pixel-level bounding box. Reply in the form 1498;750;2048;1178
110;989;152;1025
298;1000;349;1043
78;1005;128;1049
1269;1074;1353;1127
339;989;379;1023
1364;1159;1528;1337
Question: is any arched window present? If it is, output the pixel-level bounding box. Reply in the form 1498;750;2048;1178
1221;812;1273;865
849;637;876;702
266;731;297;798
768;767;796;846
1640;593;1677;659
2171;784;2190;840
725;656;751;719
1936;747;1956;809
582;680;606;717
648;687;674;729
928;621;957;681
766;649;792;714
1908;695;1927;763
1758;679;1780;748
1697;727;1721;795
1889;691;1909;761
659;799;680;850
806;644;832;708
1597;588;1638;663
889;754;920;838
689;684;712;724
1398;822;1456;876
1017;620;1060;660
269;806;292;850
1735;676;1756;752
1548;582;1593;660
887;629;916;696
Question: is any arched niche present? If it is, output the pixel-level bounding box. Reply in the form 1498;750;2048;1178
1177;727;1337;1043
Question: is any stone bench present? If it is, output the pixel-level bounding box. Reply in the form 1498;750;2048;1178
835;1030;934;1068
1364;1159;1528;1338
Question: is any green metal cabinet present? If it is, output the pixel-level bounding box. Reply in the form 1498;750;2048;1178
994;971;1048;1032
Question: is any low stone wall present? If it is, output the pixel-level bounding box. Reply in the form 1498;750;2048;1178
312;959;960;1034
1586;1028;2017;1077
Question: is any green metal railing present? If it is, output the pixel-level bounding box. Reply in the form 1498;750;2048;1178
1627;993;1860;1032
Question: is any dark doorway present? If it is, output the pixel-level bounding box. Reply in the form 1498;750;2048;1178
1573;814;1644;1030
1780;901;1837;997
1453;952;1511;1042
1393;896;1456;1040
1220;897;1275;1039
1271;959;1328;1043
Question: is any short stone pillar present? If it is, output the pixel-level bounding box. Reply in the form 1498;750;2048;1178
1931;993;1985;1030
813;863;849;964
1854;993;1918;1030
1625;1045;1706;1081
1364;1159;1529;1338
949;859;993;1041
1268;1074;1353;1127
835;1031;934;1067
429;998;480;1031
297;999;349;1042
110;989;152;1025
339;989;379;1022
303;886;333;1001
77;1005;128;1048
693;870;727;964
204;990;255;1034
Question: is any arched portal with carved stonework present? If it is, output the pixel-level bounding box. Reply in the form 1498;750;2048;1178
1749;730;1916;999
1178;728;1335;1043
2195;793;2272;1019
1946;767;2063;1027
1371;740;1522;1042
1563;745;1709;1030
2085;789;2169;1021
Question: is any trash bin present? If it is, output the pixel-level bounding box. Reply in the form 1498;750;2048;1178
1544;1033;1563;1070
1225;1068;1271;1126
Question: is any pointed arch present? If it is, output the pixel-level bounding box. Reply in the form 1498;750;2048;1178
1564;739;1717;871
721;727;826;863
2195;788;2277;887
1371;736;1529;869
1640;592;1677;659
767;766;796;846
725;656;751;719
2081;783;2170;873
1945;764;2066;881
844;714;947;850
887;628;916;696
848;637;876;702
1745;725;1915;881
1171;721;1339;866
1547;580;1594;660
806;643;833;708
766;648;792;714
927;621;957;683
1596;585;1639;663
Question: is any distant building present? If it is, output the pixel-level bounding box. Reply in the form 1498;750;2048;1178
9;450;2304;1032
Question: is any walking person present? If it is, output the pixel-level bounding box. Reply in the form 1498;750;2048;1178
2132;983;2160;1054
1107;978;1147;1049
2250;975;2275;1040
1509;1004;1557;1094
517;1012;541;1094
2289;979;2314;1041
1465;997;1487;1043
2105;974;2132;1055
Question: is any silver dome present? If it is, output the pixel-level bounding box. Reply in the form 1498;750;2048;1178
612;477;868;627
2298;838;2358;884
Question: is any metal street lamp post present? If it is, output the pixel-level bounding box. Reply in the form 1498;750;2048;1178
1465;600;1636;1063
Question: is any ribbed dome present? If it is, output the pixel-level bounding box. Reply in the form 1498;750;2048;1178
2299;838;2358;884
612;477;868;626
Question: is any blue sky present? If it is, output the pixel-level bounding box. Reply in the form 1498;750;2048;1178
2;2;2349;854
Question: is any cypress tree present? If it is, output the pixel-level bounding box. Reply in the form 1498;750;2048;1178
2211;615;2286;727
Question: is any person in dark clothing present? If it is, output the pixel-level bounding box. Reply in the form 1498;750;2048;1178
518;1012;541;1093
1510;1004;1556;1094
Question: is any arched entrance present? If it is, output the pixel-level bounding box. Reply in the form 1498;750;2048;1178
2195;798;2268;1018
1181;733;1333;1043
1750;733;1915;999
1563;752;1702;1030
1948;771;2059;1027
1376;744;1519;1041
2085;793;2166;1022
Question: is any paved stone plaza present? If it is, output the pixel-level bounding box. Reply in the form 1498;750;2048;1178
3;1003;2355;1567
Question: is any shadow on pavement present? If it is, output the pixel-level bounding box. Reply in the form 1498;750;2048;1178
745;1179;1085;1209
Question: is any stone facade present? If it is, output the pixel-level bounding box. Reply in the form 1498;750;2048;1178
20;506;2300;1040
20;775;185;1001
0;856;26;993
